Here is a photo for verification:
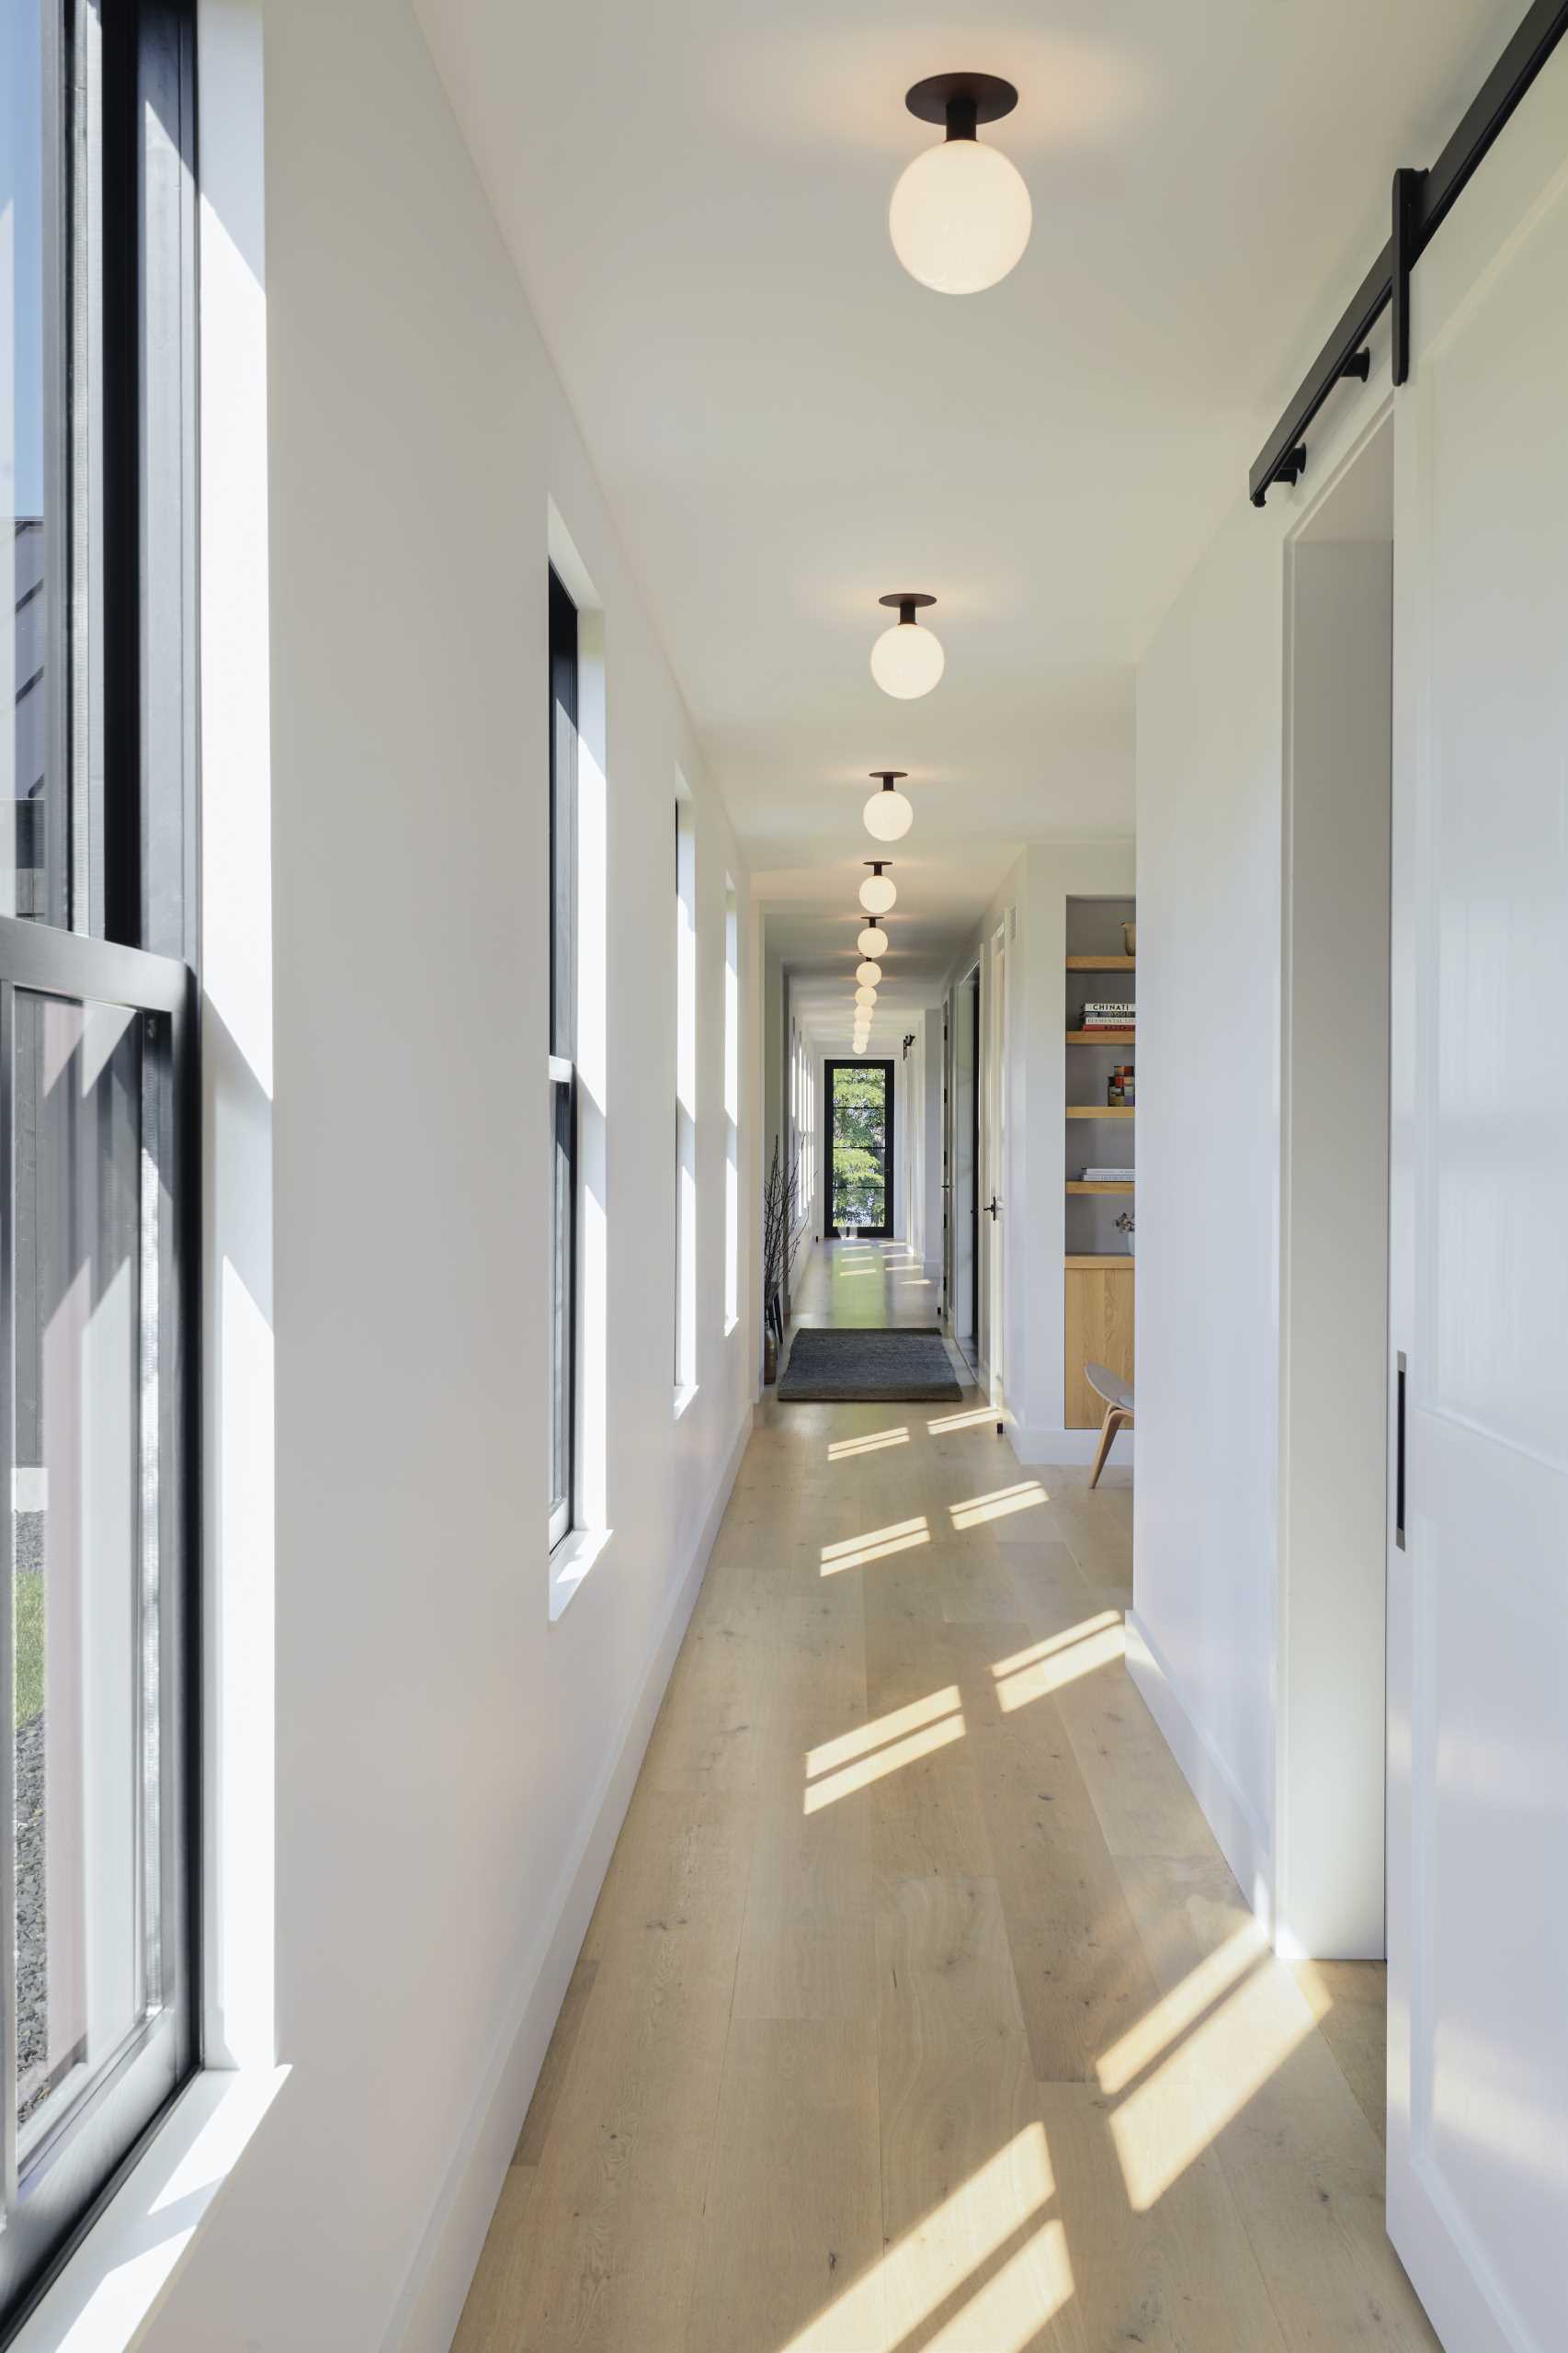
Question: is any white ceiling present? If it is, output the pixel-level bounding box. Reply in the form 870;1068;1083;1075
416;0;1525;1042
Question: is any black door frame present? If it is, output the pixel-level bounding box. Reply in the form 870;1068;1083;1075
824;1059;895;1238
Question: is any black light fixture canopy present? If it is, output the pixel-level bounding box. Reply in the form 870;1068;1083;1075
905;72;1018;140
870;770;908;788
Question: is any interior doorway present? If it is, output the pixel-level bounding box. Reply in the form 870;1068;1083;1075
1277;410;1392;1972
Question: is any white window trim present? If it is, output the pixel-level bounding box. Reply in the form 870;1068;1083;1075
10;2066;288;2353
548;1524;613;1623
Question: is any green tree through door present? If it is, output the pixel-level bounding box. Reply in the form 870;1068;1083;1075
830;1062;891;1232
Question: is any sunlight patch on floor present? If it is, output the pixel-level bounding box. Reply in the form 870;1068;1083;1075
1096;1919;1267;2096
826;1427;910;1461
806;1687;960;1779
926;1406;1001;1434
774;2127;1071;2353
949;1480;1047;1530
1108;1952;1312;2211
820;1516;930;1574
992;1616;1124;1711
802;1710;965;1813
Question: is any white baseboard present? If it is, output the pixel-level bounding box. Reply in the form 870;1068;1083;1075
1124;1609;1274;1934
385;1402;755;2353
1010;1424;1137;1469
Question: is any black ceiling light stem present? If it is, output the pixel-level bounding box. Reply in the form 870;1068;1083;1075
1247;0;1568;506
879;592;936;628
947;91;977;141
872;770;907;792
865;861;892;875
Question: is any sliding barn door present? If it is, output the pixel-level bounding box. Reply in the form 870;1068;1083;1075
1388;46;1568;2353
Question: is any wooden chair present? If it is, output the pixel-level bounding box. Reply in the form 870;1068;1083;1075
1085;1361;1134;1489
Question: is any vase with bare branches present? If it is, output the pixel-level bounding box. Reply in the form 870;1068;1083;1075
761;1137;800;1381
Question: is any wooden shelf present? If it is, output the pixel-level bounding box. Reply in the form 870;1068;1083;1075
1068;1179;1134;1195
1065;1254;1136;1269
1066;955;1135;971
1066;1104;1134;1119
1066;1029;1135;1043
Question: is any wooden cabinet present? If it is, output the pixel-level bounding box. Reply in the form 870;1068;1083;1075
1064;1258;1134;1428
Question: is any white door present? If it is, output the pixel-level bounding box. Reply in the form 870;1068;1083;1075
981;920;1009;1417
1388;49;1568;2353
952;971;979;1356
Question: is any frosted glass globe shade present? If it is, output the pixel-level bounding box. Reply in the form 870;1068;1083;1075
855;961;882;986
854;1040;869;1054
889;136;1032;296
855;985;877;1007
870;619;945;700
863;785;914;841
858;925;889;959
858;872;897;916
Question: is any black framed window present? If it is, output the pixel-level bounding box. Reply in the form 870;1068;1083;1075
0;0;198;2328
548;567;577;1549
826;1060;894;1238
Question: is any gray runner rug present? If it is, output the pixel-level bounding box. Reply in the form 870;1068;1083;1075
777;1326;961;1404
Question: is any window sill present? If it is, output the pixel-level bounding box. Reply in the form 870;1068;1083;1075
549;1525;612;1622
13;2064;289;2353
673;1381;699;1422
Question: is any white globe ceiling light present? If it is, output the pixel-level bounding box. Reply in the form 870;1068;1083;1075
855;961;882;986
859;861;897;916
863;769;915;842
858;924;889;960
890;74;1031;297
870;595;945;699
855;985;878;1007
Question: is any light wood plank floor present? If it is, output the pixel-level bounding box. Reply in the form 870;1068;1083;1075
456;1242;1426;2352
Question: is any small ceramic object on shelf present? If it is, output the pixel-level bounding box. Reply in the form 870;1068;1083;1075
1122;920;1137;957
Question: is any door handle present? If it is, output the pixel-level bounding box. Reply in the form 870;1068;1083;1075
1395;1351;1407;1552
985;1196;1001;1219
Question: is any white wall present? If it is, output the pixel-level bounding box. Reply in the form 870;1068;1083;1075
1131;325;1398;1929
150;6;753;2347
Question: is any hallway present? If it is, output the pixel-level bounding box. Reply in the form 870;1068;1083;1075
456;1248;1430;2352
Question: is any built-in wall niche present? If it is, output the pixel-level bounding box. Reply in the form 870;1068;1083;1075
1064;894;1135;1427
